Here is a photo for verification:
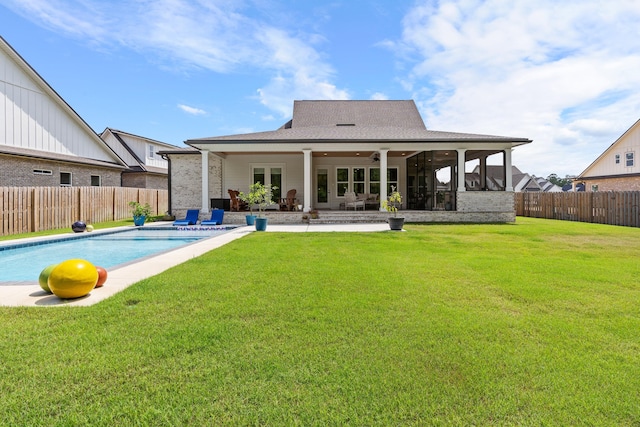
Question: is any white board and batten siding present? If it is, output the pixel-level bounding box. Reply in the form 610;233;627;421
101;130;170;170
0;38;119;164
582;119;640;178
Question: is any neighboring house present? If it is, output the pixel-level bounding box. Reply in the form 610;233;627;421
162;100;531;223
532;176;563;192
467;165;562;192
0;36;127;187
575;117;640;191
100;128;179;189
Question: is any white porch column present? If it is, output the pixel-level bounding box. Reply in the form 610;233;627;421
379;149;389;211
457;148;467;192
504;148;513;191
303;149;312;212
201;150;209;213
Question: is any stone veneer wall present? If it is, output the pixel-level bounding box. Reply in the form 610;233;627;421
0;154;121;187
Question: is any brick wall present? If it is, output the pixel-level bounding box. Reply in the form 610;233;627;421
457;191;515;213
580;176;640;192
146;174;169;190
169;153;222;216
0;154;121;187
121;173;147;188
121;172;169;189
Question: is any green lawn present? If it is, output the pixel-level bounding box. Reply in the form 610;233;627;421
1;218;639;425
0;219;136;241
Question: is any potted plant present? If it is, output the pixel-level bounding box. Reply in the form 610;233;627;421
238;188;259;225
382;187;404;231
240;182;277;231
129;201;152;226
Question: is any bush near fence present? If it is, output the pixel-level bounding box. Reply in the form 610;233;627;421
1;187;168;236
515;191;640;228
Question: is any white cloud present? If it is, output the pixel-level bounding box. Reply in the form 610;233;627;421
177;104;206;116
395;0;640;177
370;92;389;100
3;0;348;118
255;28;349;118
1;0;112;43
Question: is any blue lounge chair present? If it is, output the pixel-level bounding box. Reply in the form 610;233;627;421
200;209;224;225
173;209;200;226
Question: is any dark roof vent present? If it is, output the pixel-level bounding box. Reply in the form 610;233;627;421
336;123;355;126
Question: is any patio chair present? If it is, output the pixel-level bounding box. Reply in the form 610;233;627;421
344;192;365;211
201;209;224;225
279;189;297;211
228;189;248;212
173;209;200;225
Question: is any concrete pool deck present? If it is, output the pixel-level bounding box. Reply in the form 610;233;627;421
0;222;390;307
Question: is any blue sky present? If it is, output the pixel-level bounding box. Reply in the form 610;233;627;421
2;0;640;178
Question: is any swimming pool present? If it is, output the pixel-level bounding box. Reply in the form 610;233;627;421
0;226;235;282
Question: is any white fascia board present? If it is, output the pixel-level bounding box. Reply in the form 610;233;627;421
189;141;520;153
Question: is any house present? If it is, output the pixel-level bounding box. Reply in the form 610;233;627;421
162;100;531;223
100;128;178;189
466;165;562;192
0;36;127;187
575;117;640;191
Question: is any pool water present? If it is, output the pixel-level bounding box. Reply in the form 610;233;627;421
0;227;233;282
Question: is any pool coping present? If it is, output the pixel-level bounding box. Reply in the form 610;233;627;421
0;222;390;307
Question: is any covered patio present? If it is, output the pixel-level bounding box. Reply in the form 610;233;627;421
164;100;531;223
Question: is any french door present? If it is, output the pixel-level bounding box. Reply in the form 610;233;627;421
315;167;330;209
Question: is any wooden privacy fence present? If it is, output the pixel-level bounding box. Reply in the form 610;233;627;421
515;191;640;228
1;187;168;236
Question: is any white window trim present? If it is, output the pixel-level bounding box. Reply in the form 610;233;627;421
625;151;634;167
60;171;72;187
336;166;398;197
249;163;286;203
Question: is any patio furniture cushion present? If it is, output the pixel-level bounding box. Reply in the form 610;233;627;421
201;209;224;225
173;209;200;225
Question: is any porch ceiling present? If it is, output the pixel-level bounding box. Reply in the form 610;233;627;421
209;151;411;158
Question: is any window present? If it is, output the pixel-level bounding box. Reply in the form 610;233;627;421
591;185;599;192
91;175;101;186
353;168;365;194
336;168;349;196
33;169;52;175
148;145;155;159
270;168;282;200
251;165;282;201
338;167;399;197
60;172;72;186
369;168;380;194
386;168;399;194
615;154;620;164
626;152;634;167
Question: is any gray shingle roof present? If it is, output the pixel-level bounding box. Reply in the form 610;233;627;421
291;100;426;129
189;126;528;143
0;145;127;169
186;100;531;145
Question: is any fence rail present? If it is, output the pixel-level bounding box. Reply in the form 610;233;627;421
1;187;168;236
515;191;640;228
